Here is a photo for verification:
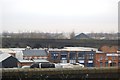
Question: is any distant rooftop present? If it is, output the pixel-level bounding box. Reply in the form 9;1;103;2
74;33;91;39
23;49;48;56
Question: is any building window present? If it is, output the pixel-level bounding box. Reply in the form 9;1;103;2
110;62;116;67
86;54;93;60
119;62;120;66
105;62;108;67
89;54;93;59
100;62;103;67
105;56;108;60
119;57;120;60
69;52;76;60
78;53;85;59
51;52;59;60
100;56;103;60
118;52;120;60
60;52;68;60
112;56;115;60
53;54;59;59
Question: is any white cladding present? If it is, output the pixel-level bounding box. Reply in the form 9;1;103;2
106;54;118;56
15;51;23;60
79;60;84;63
88;61;93;63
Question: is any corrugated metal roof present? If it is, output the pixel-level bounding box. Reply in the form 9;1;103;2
0;53;11;62
23;49;47;56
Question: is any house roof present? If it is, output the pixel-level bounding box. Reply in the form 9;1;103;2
74;33;90;39
22;49;48;56
0;53;11;62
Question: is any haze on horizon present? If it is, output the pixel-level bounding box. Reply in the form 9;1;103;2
0;0;119;33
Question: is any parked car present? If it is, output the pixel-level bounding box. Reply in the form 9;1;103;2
54;63;62;68
59;63;84;68
22;66;30;68
30;63;84;68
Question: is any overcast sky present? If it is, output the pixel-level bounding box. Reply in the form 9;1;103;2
0;0;119;33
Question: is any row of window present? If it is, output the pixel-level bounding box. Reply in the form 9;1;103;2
99;56;117;60
99;62;118;67
100;62;109;67
50;53;94;60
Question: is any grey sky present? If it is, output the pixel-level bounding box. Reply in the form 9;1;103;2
0;0;119;33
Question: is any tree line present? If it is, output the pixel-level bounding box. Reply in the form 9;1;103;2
2;31;75;39
1;31;119;40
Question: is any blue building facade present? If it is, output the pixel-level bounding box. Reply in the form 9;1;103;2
78;51;95;67
48;48;96;67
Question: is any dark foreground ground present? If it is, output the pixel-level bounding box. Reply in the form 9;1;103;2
0;67;120;80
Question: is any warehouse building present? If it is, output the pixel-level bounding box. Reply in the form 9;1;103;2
48;47;96;67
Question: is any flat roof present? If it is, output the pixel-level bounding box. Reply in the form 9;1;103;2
0;48;16;53
19;59;49;63
49;47;98;52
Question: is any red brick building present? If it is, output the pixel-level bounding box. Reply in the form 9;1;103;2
94;46;119;67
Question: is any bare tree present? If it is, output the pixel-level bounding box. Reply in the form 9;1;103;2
69;31;75;39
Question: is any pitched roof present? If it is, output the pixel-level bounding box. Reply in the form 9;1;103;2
75;33;90;39
0;53;11;62
22;49;48;56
